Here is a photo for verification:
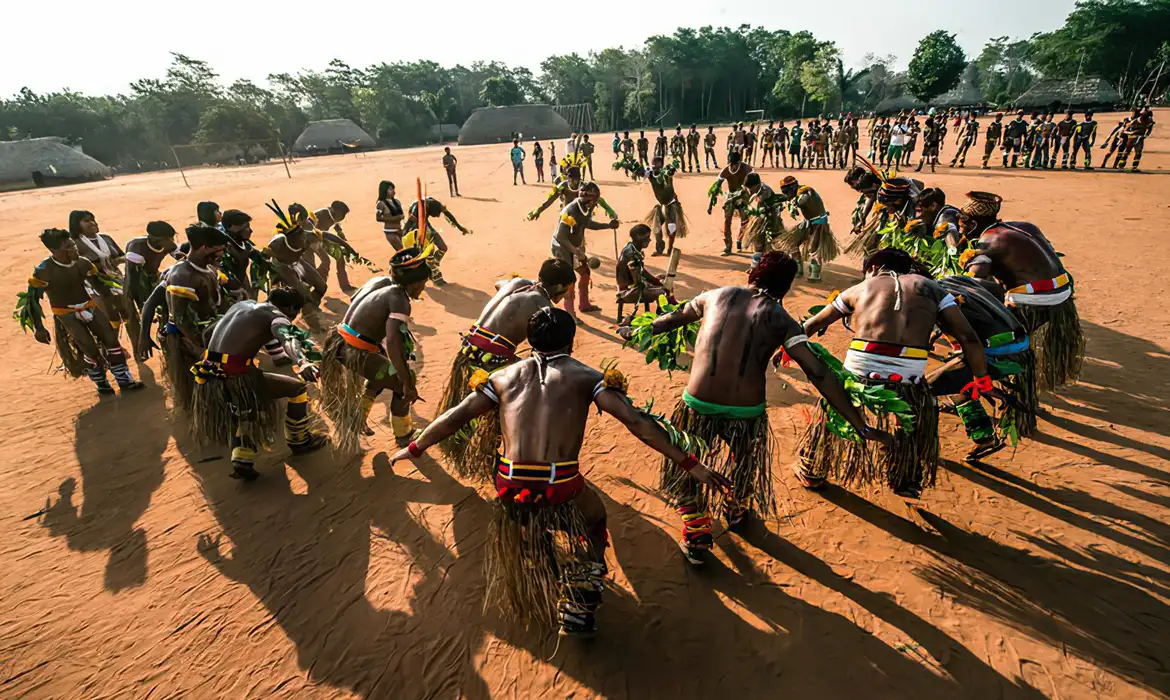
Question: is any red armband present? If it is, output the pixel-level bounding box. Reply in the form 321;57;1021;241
679;453;699;471
407;441;423;458
961;375;994;401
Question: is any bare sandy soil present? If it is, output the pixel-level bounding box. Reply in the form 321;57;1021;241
1;112;1168;699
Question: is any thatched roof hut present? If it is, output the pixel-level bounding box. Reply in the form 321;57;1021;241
1012;77;1122;109
0;138;112;191
934;66;984;108
458;105;572;146
293;119;377;154
876;93;926;114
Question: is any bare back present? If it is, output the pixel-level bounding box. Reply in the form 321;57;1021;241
475;278;553;344
205;300;286;356
687;286;803;407
837;274;947;348
975;224;1064;290
489;356;604;463
341;285;410;344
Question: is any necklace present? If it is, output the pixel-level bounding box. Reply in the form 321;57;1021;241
728;163;742;176
188;260;211;274
51;257;76;268
148;241;166;254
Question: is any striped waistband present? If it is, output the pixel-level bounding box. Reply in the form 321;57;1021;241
338;323;381;354
496;455;582;484
200;351;256;375
51;300;97;316
1006;273;1071;296
849;339;929;359
463;325;518;357
986;337;1031;357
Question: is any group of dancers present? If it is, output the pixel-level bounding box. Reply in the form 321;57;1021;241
16;139;1085;639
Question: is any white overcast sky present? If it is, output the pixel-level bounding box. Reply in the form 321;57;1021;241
2;0;1077;97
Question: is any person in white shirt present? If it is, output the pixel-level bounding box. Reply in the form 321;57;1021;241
887;118;908;166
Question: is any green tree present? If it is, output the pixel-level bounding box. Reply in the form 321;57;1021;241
975;37;1034;105
479;75;524;106
800;46;840;113
907;30;967;102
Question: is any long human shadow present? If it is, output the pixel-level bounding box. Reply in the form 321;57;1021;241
42;363;168;592
425;282;492;321
820;487;1170;696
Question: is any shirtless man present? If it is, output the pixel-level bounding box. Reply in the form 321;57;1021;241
219;209;264;300
913;187;964;253
159;224;229;413
703;126;719;170
774;175;837;282
644;252;882;563
1070;110;1098;170
319;247;431;452
845;165;881;236
19;228;144;394
959;192;1083;389
645;155;687;257
707;151;754;256
403;196;471;286
190;289;329;480
775;120;791;168
391;307;725;635
1054;110;1078;169
760;122;776;168
949;115;979;168
669;126;686;165
263;206;327;322
636;130;650;166
798;248;988;498
686;124;702;173
620;130;635;157
527;166;618;223
616;224;673;325
436;258;577;478
69;210;128;334
123;221;178;356
1098;116;1131;169
307;201;354;293
654;128;669;161
982;113;1003;169
551;182;620;321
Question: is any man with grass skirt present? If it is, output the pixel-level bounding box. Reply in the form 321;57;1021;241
845;174;922;259
436;258;577;480
644;155;688;257
15;229;144;395
772;175;838;282
69;210;129;337
263;203;328;325
527;163;619;224
402;196;472;287
797;248;989;498
190;289;330;481
741;173;786;266
550;182;620;322
159;224;230;413
928;275;1037;460
636;252;884;564
318;247;432;453
123;221;178;358
958;191;1084;390
707;150;754;256
845;165;881;237
390;307;727;635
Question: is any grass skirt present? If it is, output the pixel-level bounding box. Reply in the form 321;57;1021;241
744;213;786;251
643;201;689;239
54;317;91;379
1012;298;1085;389
844;213;885;257
318;331;370;453
437;350;505;482
191;369;278;450
161;332;197;414
659;398;775;518
775;220;839;264
998;348;1039;439
485;498;596;628
798;379;939;493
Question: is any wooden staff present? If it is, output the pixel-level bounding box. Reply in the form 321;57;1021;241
416;177;427;249
663;248;681;294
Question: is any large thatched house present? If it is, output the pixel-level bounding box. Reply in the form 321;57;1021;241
293;119;377;155
458;105;572;146
1012;77;1123;110
0;138;112;191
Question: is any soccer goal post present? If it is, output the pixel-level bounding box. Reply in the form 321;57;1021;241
744;109;765;123
169;138;291;188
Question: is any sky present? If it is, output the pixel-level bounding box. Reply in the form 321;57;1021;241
1;0;1078;97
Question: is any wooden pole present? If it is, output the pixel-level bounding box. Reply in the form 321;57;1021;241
169;144;190;189
276;141;292;179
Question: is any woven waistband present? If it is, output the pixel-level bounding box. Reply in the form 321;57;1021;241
200;351;256;375
464;325;518;357
1006;272;1071;296
496;455;582;484
849;339;929;359
51;300;98;316
338;323;380;353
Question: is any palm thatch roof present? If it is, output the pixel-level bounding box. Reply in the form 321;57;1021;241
934;66;984;108
876;93;926;114
458;105;572;146
1012;77;1122;109
292;119;377;154
0;138;112;190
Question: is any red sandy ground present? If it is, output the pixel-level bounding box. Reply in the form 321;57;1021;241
0;112;1168;700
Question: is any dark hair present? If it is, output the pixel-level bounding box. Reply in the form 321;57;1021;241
728;151;741;164
863;247;932;278
331;200;349;215
580;181;600;197
41;227;72;250
220;210;251;229
146;221;176;238
745;172;761;188
422;198;444;218
527;307;576;352
918;187;946;209
185;223;227;250
566;166;581;178
538;258;577;287
390;247;432;285
629;223;652;238
68;210;94;236
196;201;220;227
378;180;395;201
268;287;304;312
748;251;798;299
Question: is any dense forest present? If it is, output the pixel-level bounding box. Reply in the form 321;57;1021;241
2;0;1166;170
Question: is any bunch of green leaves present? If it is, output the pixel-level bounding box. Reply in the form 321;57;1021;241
13;288;44;333
882;222;963;277
94;271;124;293
639;397;710;457
623;296;697;376
998;410;1020;448
807;342;915;442
326;239;380;273
278;324;323;362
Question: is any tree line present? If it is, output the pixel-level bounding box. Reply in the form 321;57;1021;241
2;0;1166;171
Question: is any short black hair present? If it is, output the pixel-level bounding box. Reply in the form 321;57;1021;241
527;307;576;352
41;228;72;250
220;210;251;229
185;223;227;250
748;251;798;299
863;247;933;278
146;221;177;238
68;210;94;236
745;172;761;188
538;258;577;287
629;223;652;238
268;287;304;312
918;187;946;209
728;151;742;164
196;201;220;227
331;201;349;215
566;166;581;178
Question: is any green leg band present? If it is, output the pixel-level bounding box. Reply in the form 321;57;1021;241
956;400;995;443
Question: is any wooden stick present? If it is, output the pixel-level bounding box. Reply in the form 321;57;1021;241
664;248;681;293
